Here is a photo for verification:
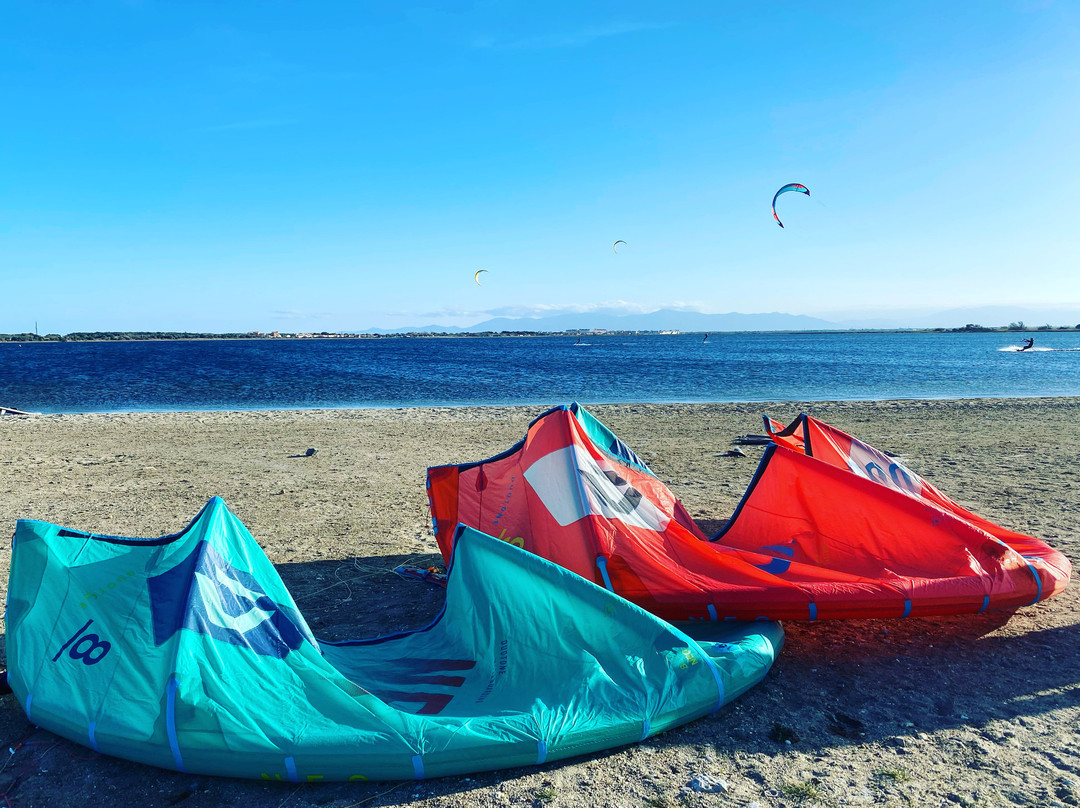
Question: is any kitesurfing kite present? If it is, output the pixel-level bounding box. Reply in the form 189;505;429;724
771;183;810;228
613;240;626;253
473;269;488;286
5;497;782;780
427;403;1070;622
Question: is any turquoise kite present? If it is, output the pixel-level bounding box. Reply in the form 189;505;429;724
5;498;782;781
772;183;810;228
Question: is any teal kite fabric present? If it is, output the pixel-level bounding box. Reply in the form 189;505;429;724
6;498;782;781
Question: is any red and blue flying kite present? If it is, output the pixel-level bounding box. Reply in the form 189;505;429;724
772;183;810;228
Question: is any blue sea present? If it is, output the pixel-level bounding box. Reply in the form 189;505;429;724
1;331;1079;414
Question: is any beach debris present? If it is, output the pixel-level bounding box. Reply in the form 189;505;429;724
474;269;488;286
768;722;800;743
771;182;810;228
825;711;865;738
718;447;748;458
393;564;448;587
687;773;729;793
734;434;772;446
305;448;318;457
0;406;33;416
612;240;626;253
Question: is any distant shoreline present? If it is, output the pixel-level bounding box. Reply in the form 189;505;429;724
2;325;1077;343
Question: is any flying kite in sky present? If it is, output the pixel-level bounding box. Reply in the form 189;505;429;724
771;184;810;228
612;240;626;253
474;269;488;286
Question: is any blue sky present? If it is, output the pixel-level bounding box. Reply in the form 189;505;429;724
1;1;1078;332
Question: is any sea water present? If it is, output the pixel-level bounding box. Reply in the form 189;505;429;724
1;331;1078;414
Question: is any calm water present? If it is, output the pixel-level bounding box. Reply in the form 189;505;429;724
1;332;1078;414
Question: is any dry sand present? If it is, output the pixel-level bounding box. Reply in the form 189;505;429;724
0;398;1077;808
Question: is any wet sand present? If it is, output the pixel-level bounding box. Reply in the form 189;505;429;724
0;397;1077;808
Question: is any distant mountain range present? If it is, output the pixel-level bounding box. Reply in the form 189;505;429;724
361;305;1080;334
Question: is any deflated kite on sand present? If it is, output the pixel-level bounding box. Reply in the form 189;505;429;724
427;404;1070;622
5;498;781;781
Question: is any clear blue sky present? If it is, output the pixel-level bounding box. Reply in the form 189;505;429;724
2;1;1078;332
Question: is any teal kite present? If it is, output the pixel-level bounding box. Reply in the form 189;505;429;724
5;498;782;781
772;183;810;228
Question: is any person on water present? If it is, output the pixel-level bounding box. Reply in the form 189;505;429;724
1019;337;1035;351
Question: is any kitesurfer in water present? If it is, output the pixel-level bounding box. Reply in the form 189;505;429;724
1019;337;1035;351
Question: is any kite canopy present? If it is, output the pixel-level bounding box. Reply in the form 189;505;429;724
771;183;809;228
5;497;781;781
427;404;1070;622
762;412;1071;595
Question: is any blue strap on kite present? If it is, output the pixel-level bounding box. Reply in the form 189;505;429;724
1022;557;1043;606
901;600;912;618
88;721;100;753
285;756;298;783
536;741;548;765
166;677;185;772
808;603;818;621
595;556;615;592
756;544;795;575
412;754;425;780
640;719;651;741
701;653;726;714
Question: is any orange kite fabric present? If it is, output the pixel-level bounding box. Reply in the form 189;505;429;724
427;404;1069;622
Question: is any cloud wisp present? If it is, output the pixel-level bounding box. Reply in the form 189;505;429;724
405;300;704;321
471;20;672;51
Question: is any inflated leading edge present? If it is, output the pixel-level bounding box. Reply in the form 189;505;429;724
427;404;1070;622
5;498;781;781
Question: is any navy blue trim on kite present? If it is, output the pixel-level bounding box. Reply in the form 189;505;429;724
53;498;216;547
800;414;814;457
426;405;566;477
709;445;777;542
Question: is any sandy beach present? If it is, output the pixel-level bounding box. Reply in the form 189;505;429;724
0;397;1077;808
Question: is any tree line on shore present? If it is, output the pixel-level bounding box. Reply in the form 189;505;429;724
1;323;1079;342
